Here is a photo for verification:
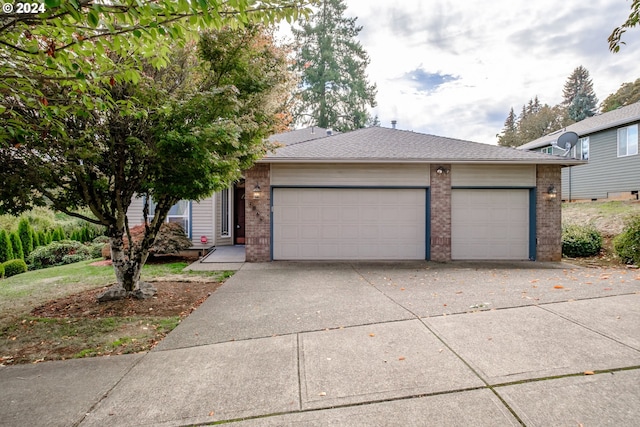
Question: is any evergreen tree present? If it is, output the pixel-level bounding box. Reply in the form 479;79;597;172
10;233;24;260
497;108;519;147
0;230;14;263
291;0;377;132
17;218;34;256
562;66;598;122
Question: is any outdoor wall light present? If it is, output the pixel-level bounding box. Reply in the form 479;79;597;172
252;184;262;199
436;166;450;175
545;185;557;200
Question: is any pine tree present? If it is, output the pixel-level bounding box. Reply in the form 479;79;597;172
10;232;24;260
562;66;598;121
497;108;519;147
17;218;34;256
0;230;14;263
291;0;377;132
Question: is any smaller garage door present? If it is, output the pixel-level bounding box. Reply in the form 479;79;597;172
273;188;426;260
451;189;530;260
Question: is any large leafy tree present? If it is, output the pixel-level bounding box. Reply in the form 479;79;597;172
290;0;377;132
1;6;301;296
562;66;598;122
609;0;640;52
496;98;568;147
0;0;313;145
601;78;640;111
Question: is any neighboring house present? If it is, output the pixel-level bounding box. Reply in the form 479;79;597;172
243;126;583;263
519;102;640;201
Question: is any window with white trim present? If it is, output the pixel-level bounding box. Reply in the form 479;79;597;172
618;124;638;157
570;137;589;160
147;199;191;237
220;188;230;237
541;146;552;154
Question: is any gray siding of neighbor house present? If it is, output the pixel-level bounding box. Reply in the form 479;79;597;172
127;196;146;227
561;125;640;200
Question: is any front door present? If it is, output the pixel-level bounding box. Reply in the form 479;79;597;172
234;186;245;244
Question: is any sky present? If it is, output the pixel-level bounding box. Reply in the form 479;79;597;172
279;0;640;144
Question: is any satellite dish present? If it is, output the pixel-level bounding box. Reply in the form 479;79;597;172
551;131;579;157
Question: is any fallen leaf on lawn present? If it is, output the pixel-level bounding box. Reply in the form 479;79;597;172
584;371;595;375
553;285;564;289
208;411;215;416
369;333;375;337
400;287;405;291
530;279;539;283
604;287;613;291
318;392;327;396
398;356;406;361
455;291;463;294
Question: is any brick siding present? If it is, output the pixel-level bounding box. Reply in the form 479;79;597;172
536;165;562;261
244;164;271;262
430;164;452;261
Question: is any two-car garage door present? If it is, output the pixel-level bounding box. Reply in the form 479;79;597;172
273;188;426;260
272;187;531;261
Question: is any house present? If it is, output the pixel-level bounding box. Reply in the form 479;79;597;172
242;126;584;263
129;126;582;262
518;102;640;201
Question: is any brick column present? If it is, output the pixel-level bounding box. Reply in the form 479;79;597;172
244;164;271;262
536;165;562;261
430;164;452;261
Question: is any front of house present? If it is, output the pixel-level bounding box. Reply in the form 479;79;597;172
129;126;582;262
519;102;640;201
243;127;583;263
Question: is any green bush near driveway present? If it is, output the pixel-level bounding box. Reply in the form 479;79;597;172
613;215;640;265
562;224;603;258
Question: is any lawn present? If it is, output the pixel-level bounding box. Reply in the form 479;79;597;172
0;259;232;364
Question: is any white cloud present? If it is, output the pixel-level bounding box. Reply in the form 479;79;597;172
284;0;640;144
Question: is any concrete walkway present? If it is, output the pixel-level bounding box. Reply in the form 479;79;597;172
1;262;639;426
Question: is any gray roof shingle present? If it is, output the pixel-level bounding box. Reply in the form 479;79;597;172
262;127;583;165
268;127;336;146
519;102;640;150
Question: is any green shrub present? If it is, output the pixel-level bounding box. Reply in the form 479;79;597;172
9;232;24;260
17;218;34;256
0;230;13;263
26;240;92;270
613;215;640;265
0;263;4;278
562;224;603;257
3;259;28;277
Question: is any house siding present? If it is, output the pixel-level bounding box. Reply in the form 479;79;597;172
127;196;146;226
451;164;536;187
191;196;215;244
271;163;430;186
561;125;640;200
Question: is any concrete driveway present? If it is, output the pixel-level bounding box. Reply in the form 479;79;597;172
2;261;639;426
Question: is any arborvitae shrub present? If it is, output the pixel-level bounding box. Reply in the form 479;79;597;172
3;259;28;277
17;218;34;256
0;230;14;263
9;232;24;260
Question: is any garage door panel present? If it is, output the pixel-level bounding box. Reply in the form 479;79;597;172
273;188;426;260
452;189;529;260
